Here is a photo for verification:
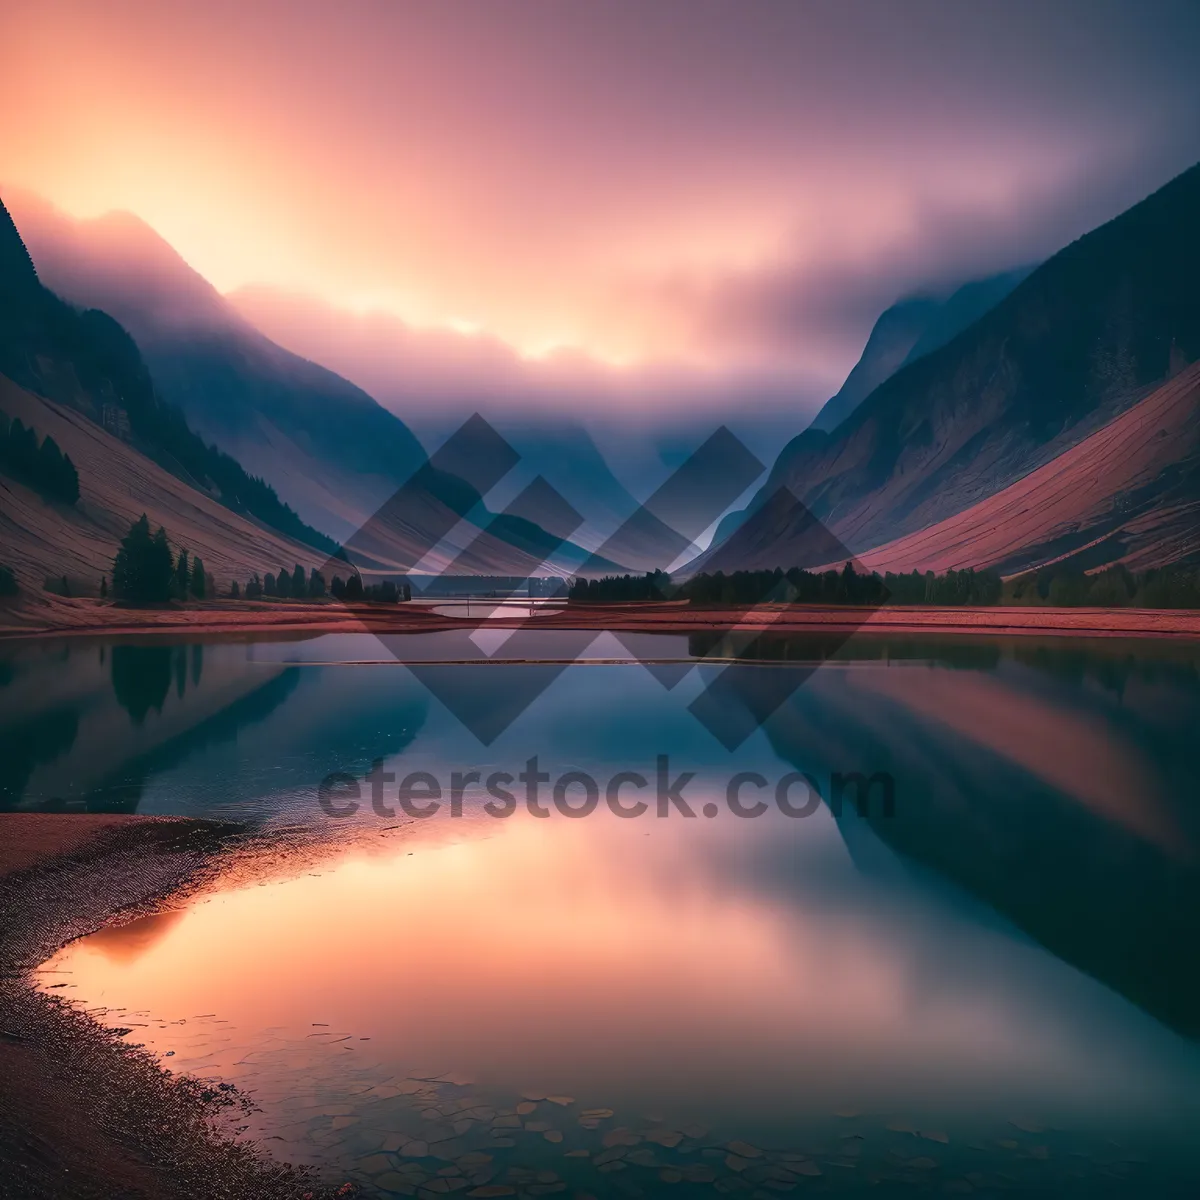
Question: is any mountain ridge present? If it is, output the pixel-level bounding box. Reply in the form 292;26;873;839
693;160;1200;576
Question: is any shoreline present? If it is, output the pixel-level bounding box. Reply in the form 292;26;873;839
3;598;1200;642
0;813;351;1200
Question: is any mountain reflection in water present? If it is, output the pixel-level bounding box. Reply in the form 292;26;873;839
9;630;1200;1192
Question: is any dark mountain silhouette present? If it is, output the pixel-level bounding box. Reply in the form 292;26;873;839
898;268;1034;370
694;161;1200;576
808;296;944;435
0;193;335;554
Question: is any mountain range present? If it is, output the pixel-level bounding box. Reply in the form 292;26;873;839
5;195;642;581
4;160;1199;602
695;161;1200;578
0;196;335;607
6;193;427;544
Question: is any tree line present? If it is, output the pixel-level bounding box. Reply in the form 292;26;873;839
569;563;1003;607
568;560;1200;609
106;514;412;605
1009;562;1200;609
0;415;79;504
236;569;410;602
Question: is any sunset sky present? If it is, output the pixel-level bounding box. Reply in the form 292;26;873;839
4;0;1200;397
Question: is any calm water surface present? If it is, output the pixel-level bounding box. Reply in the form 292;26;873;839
7;630;1200;1196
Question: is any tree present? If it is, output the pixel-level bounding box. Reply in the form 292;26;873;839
245;574;263;600
111;515;174;604
5;418;38;476
190;556;206;599
37;435;79;504
291;564;306;598
0;565;18;597
343;573;364;601
229;579;240;599
263;572;277;597
330;575;346;599
276;564;291;599
100;575;107;599
308;568;326;598
174;549;190;598
1;421;79;504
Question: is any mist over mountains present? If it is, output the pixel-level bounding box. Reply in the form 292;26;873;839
698;161;1200;577
5;158;1200;592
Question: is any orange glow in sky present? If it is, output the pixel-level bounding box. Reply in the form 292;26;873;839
4;0;1197;378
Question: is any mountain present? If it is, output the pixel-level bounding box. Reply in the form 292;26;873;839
0;373;328;619
0;193;337;568
811;268;1033;435
704;268;1032;552
9;198;675;578
6;193;427;544
229;285;755;569
808;296;942;435
228;286;730;547
694;162;1200;577
898;268;1035;370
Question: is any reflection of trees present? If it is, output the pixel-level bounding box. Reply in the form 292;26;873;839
111;644;174;724
86;668;304;814
0;706;79;810
686;631;1004;670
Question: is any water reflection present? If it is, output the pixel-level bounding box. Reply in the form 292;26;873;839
9;629;1200;1192
43;809;1200;1193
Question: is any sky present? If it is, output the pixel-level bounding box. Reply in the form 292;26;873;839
3;0;1200;406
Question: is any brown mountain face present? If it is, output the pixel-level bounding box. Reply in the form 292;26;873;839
697;162;1200;576
810;361;1200;577
0;373;325;606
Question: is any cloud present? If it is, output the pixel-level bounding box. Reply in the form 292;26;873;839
623;134;1200;376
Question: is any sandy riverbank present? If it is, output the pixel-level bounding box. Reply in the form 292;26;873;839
3;596;1200;641
0;813;352;1200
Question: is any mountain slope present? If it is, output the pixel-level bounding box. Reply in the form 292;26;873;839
812;270;1032;436
7;194;427;542
697;162;1200;575
807;361;1200;577
705;268;1032;552
0;194;336;556
809;297;942;435
227;285;702;555
0;372;325;600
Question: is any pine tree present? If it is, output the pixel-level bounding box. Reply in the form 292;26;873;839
276;565;291;599
174;549;190;598
112;515;174;604
291;563;306;597
308;568;326;598
229;579;240;599
263;572;277;596
190;556;206;599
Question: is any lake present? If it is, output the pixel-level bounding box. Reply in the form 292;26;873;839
7;629;1200;1196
